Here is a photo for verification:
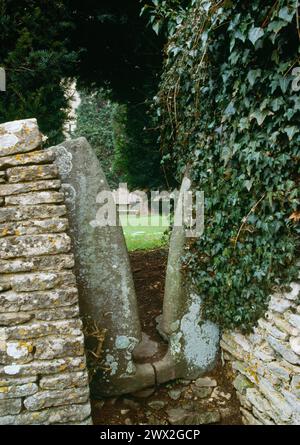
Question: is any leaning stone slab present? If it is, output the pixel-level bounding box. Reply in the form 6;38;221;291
0;119;42;157
0;233;71;259
7;164;58;183
162;168;219;379
52;138;142;395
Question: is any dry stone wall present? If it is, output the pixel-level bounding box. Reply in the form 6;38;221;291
0;119;92;425
221;267;300;425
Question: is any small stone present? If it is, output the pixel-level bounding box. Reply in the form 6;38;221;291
167;407;220;425
290;336;300;355
124;418;132;425
192;386;212;399
148;400;165;411
121;409;130;415
194;376;217;387
168;389;182;400
123;398;140;410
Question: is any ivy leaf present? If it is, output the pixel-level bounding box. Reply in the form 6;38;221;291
250;110;268;126
247;69;261;86
244;179;254;191
248;27;264;45
284;126;299;141
278;7;295;23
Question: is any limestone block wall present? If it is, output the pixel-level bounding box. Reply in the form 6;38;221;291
221;267;300;425
0;119;92;425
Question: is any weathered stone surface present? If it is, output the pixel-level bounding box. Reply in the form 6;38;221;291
132;332;158;362
0;398;22;416
0;288;78;313
24;387;89;411
5;320;82;340
162;169;219;379
258;376;292;421
167;407;220;425
10;271;75;292
34;335;84;359
0;382;38;400
265;362;290;382
258;319;288;341
286;313;300;330
0;402;91;425
40;371;88;390
0;149;54;169
246;388;272;414
0;218;68;237
0;234;71;259
53;138;141;395
284;283;300;300
0;356;86;377
240;408;262;425
269;296;294;313
0;204;67;223
0;119;91;426
0;312;34;326
7;164;58;183
5;190;64;206
290;336;300;355
233;374;254;395
291;375;300;398
0;254;74;274
271;313;299;336
35;305;79;321
0;180;60;197
194;376;217;387
267;335;300;365
0;376;37;387
0;119;42;157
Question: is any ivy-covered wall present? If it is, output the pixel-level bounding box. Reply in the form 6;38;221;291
156;0;300;330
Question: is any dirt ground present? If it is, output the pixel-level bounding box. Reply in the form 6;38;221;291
92;249;242;425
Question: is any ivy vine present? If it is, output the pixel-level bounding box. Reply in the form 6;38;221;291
155;0;300;331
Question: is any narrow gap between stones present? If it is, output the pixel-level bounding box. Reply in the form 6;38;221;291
91;248;242;426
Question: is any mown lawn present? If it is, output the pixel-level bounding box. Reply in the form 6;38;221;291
120;214;170;251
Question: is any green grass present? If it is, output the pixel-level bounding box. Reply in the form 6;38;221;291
120;214;170;251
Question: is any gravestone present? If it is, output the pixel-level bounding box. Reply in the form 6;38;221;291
161;170;219;379
52;138;143;395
